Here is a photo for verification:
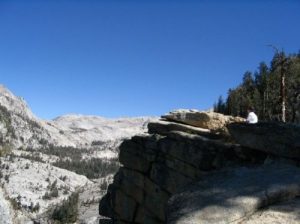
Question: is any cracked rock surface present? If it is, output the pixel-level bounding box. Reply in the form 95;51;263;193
241;197;300;224
167;162;300;224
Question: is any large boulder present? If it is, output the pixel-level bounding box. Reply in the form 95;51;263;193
162;109;244;130
228;122;300;160
167;162;300;224
148;120;221;139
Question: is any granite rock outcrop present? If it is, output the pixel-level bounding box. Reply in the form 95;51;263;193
228;122;300;159
161;109;245;131
167;162;300;224
99;111;300;224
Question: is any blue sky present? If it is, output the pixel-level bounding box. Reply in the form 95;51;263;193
0;0;299;119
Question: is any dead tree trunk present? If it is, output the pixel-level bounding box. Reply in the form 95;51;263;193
281;66;286;122
268;45;288;123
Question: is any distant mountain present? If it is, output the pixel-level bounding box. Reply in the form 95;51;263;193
0;85;52;149
51;114;153;147
0;84;156;149
0;84;157;223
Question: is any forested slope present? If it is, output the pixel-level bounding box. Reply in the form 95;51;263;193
215;51;300;123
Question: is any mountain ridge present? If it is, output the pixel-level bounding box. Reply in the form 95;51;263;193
0;84;157;223
0;84;157;149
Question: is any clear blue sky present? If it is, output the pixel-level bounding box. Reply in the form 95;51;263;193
0;0;299;119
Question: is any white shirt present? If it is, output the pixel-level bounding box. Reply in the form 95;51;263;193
246;112;258;124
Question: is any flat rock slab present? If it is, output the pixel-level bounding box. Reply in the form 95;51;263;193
228;122;300;160
148;120;220;139
167;163;300;224
162;110;244;130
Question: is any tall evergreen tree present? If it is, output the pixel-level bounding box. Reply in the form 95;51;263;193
214;96;226;114
216;50;300;124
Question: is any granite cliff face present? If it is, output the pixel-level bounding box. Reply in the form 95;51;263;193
99;111;300;224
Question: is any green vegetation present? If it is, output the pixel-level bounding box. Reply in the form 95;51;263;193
8;196;40;212
0;144;11;157
8;197;21;210
30;202;40;212
214;50;300;123
43;180;59;200
20;145;119;179
91;140;105;146
17;152;43;163
51;192;79;223
100;179;109;191
26;145;90;161
53;158;119;179
21;115;42;131
0;104;16;140
4;174;9;183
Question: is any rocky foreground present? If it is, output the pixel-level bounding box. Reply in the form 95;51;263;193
99;110;300;224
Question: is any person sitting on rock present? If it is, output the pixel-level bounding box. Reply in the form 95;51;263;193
246;107;258;124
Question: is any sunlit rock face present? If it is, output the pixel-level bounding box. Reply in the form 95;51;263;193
162;109;245;130
99;113;300;224
167;162;300;224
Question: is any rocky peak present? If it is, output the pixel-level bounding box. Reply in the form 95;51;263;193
0;85;36;120
0;84;156;149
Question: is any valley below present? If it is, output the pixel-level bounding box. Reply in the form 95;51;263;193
0;84;157;224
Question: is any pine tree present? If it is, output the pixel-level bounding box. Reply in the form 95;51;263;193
219;50;300;123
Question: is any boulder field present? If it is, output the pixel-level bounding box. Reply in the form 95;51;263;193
99;110;300;224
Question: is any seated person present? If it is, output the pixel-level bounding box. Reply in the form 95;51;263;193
246;107;258;124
